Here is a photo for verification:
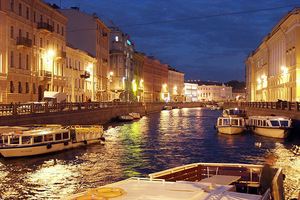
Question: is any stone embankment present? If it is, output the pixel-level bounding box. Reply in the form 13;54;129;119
0;102;202;126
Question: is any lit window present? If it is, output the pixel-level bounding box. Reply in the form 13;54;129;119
115;36;119;42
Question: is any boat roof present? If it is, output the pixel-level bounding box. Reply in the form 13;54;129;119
2;128;69;136
64;177;262;200
0;126;29;133
248;116;290;120
218;116;244;119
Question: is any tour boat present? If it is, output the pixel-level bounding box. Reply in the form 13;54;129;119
0;125;104;158
216;116;245;135
63;162;284;200
128;112;141;119
247;116;292;138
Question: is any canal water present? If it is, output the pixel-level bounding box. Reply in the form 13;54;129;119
0;107;299;199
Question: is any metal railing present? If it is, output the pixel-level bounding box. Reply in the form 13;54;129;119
0;102;144;116
240;101;300;111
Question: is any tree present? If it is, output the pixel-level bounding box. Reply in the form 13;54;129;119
225;80;245;90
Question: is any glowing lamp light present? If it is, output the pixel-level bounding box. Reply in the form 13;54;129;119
48;50;54;56
110;71;114;76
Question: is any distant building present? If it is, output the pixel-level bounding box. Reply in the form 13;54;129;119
168;67;185;102
0;0;67;103
58;8;110;101
143;55;168;102
245;8;300;102
186;80;232;102
133;52;145;102
109;25;136;102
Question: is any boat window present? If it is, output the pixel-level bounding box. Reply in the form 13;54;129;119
55;133;62;140
22;136;31;144
3;136;9;144
218;119;222;126
223;119;230;125
34;136;43;143
63;132;69;139
270;120;280;126
10;135;20;144
280;120;289;127
45;134;53;141
231;119;238;126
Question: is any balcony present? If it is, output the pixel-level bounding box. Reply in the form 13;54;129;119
17;37;32;49
56;50;67;60
37;22;53;34
40;70;52;79
80;71;90;79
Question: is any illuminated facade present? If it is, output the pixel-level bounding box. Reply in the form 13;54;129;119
133;52;145;102
245;8;300;102
143;55;168;102
109;25;135;102
65;45;97;102
0;0;67;103
59;8;110;102
168;67;185;102
184;83;198;102
197;83;232;102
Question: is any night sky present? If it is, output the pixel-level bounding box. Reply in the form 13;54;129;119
44;0;300;83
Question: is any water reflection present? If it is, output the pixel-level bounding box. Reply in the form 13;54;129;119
0;107;299;199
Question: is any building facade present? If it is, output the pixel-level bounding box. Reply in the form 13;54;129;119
168;67;185;102
133;52;145;102
109;25;135;102
59;8;110;102
0;0;67;103
65;45;97;102
245;8;300;102
184;83;198;102
143;55;168;102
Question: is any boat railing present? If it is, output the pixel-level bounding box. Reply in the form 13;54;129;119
149;163;284;200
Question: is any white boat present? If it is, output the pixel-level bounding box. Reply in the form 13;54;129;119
247;116;292;139
63;162;284;200
118;115;134;121
163;106;172;110
128;112;141;119
0;125;104;158
216;116;245;135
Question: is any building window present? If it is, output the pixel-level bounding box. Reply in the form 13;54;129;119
40;15;43;22
18;82;22;93
10;26;14;38
33;11;36;22
19;53;21;69
18;29;22;37
18;3;22;16
115;36;119;42
10;51;14;67
26;7;29;19
26;82;29;93
10;0;14;12
62;26;64;36
40;38;43;47
26;55;29;70
10;81;14;93
57;24;59;34
33;35;36;45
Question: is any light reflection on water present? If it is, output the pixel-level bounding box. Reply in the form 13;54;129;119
0;107;299;199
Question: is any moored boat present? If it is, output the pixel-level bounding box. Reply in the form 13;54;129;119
0;125;104;158
128;112;141;119
216;116;245;134
63;162;284;200
163;106;172;110
118;115;134;122
247;116;292;138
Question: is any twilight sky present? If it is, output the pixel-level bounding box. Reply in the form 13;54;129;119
44;0;300;83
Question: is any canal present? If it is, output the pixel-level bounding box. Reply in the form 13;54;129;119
0;107;299;199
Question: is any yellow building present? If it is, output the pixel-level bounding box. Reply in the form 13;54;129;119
65;45;97;102
245;8;300;102
0;0;67;103
168;67;185;102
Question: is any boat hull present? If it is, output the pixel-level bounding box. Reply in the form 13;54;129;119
251;127;291;138
0;139;101;158
217;126;244;135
